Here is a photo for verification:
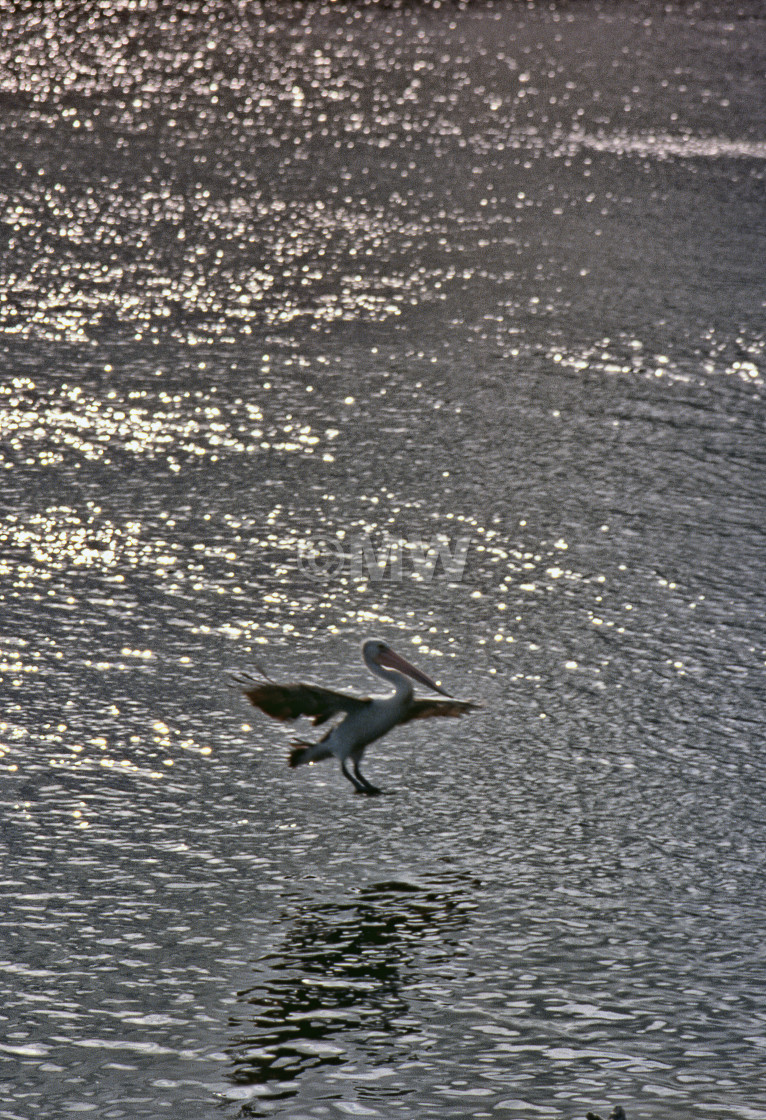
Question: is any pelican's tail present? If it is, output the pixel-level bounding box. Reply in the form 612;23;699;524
289;739;332;768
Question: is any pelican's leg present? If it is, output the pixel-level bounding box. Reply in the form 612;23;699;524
352;757;381;797
341;758;370;794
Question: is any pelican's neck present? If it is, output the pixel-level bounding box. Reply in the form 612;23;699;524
367;659;414;700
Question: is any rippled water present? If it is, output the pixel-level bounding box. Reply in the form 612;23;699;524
1;2;765;1118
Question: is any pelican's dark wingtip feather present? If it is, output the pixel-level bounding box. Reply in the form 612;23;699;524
234;678;371;724
400;697;480;724
228;666;272;685
239;682;319;722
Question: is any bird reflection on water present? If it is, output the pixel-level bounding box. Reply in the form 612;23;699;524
225;879;476;1112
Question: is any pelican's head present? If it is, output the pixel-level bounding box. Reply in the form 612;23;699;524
362;638;452;696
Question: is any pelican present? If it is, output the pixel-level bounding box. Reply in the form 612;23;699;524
232;638;477;795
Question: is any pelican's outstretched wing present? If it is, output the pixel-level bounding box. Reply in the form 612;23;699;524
232;672;371;726
400;697;479;723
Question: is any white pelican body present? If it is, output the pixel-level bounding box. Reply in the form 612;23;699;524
233;638;477;795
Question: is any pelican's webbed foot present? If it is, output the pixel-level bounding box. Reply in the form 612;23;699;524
355;783;382;796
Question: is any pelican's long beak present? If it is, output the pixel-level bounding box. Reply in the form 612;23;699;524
378;646;452;697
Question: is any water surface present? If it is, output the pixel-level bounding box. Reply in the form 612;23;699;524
1;2;765;1118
